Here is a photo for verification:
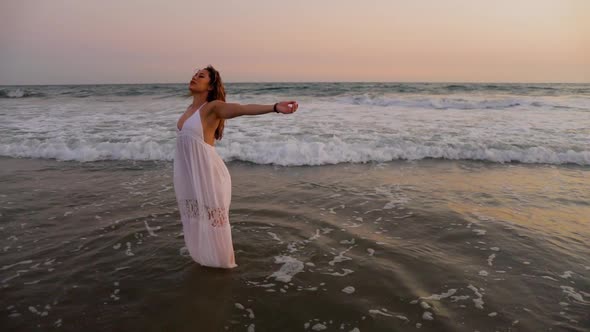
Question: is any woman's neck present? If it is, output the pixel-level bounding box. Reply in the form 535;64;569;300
191;93;208;109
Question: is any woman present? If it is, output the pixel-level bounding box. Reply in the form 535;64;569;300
173;65;298;269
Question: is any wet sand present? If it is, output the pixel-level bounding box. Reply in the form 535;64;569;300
1;156;589;331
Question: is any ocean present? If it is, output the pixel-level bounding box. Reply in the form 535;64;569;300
1;83;589;165
1;83;589;331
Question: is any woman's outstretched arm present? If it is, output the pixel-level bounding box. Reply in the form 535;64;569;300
211;100;298;119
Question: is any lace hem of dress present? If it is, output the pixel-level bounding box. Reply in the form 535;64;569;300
178;199;228;227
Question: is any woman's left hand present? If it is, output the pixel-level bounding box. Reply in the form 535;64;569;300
276;101;298;114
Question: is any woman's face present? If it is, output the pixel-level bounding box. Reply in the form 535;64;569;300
189;69;211;93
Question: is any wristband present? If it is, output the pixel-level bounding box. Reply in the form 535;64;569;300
273;103;279;113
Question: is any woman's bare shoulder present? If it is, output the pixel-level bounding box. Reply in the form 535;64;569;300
204;100;224;116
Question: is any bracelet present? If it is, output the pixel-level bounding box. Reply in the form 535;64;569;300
273;103;279;113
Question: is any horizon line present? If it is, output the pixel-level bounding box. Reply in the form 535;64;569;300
1;80;589;87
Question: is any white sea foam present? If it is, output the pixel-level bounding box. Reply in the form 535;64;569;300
24;280;40;285
467;285;485;309
307;229;321;241
487;254;496;266
369;309;393;317
125;242;134;256
450;295;470;302
2;88;26;98
3;134;587;165
2;272;21;283
473;229;487;236
324;269;354;277
1;260;33;271
1;94;588;165
143;220;159;236
560;286;588;304
342;286;355;294
422;312;434;320
334;94;590;111
268;232;283;243
244;308;254;319
329;246;354;266
420;288;457;301
542;276;558;281
311;323;327;331
269;256;304;283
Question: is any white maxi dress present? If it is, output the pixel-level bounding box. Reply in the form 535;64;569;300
173;102;237;268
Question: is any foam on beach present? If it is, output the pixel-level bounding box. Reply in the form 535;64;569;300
419;288;458;301
341;286;355;294
269;256;305;283
2;88;589;166
467;285;485;309
328;246;355;266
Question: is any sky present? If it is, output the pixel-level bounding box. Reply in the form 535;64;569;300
1;0;588;84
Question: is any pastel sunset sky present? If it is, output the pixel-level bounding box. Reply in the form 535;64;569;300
1;0;588;84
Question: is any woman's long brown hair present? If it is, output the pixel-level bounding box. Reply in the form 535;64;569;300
203;65;226;140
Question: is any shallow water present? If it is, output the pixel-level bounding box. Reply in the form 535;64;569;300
1;157;588;331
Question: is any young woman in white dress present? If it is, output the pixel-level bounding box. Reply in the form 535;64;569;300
174;65;298;269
